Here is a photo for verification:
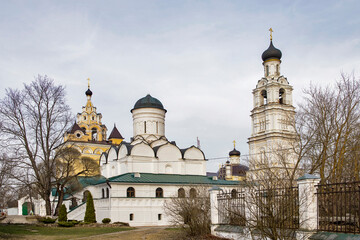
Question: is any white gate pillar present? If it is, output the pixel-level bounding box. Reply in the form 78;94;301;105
209;186;221;234
297;173;320;231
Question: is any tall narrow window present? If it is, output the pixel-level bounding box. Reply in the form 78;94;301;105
190;188;196;198
276;64;279;74
106;188;109;198
266;65;269;76
127;187;135;197
102;189;105;198
156;188;163;198
261;90;267;105
144;121;146;133
158;214;162;220
156;122;159;133
130;213;134;221
279;88;285;104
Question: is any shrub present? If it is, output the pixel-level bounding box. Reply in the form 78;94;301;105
58;204;67;222
68;219;80;225
39;217;57;224
102;218;111;224
84;192;96;223
113;221;130;226
58;221;75;227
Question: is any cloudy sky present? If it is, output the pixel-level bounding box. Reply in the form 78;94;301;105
1;0;360;172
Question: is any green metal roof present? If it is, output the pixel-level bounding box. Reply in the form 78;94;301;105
102;173;241;186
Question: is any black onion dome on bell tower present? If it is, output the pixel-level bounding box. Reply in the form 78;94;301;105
131;94;167;112
85;88;93;96
229;148;241;156
261;40;282;62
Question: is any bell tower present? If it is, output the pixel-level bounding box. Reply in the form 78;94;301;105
248;30;297;177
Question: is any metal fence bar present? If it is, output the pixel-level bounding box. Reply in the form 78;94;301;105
317;181;360;233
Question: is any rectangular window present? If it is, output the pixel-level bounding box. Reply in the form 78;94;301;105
158;214;162;221
130;213;134;221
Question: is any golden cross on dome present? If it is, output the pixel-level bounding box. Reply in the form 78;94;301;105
269;28;273;41
87;78;90;89
233;140;236;148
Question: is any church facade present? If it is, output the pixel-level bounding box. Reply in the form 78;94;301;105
61;81;124;175
65;94;239;226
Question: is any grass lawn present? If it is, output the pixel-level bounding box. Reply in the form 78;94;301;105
0;224;135;240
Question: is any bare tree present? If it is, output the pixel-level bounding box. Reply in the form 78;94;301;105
0;154;16;209
0;75;73;215
297;73;360;183
164;186;211;237
53;147;99;215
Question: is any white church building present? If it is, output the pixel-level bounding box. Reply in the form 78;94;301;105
62;94;239;226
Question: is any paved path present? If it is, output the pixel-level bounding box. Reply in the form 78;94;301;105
0;215;38;224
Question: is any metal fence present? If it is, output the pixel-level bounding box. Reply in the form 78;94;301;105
217;189;246;226
317;181;360;233
256;187;299;229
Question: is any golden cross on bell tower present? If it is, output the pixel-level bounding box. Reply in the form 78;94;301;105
269;28;273;41
87;78;90;89
233;140;236;149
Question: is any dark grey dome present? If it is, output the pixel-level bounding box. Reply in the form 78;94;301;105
131;94;166;112
262;40;282;61
229;148;240;156
85;88;93;96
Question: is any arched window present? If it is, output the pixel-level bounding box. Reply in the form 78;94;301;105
106;188;110;198
82;190;90;202
266;65;269;76
231;189;237;198
156;188;163;198
260;90;267;105
129;213;134;221
127;187;135;197
178;188;185;198
190;188;196;198
92;127;98;141
279;88;285;104
276;64;279;74
102;189;105;198
144;121;147;133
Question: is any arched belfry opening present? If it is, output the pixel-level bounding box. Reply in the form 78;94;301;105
260;90;267;105
91;127;98;141
279;88;285;104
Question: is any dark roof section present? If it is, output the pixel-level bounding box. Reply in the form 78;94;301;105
231;165;249;177
229;148;241;156
131;94;166;112
108;125;124;140
103;172;241;186
68;122;86;134
261;40;282;62
85;88;93;96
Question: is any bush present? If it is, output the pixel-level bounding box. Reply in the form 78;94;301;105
39;217;57;224
58;221;75;227
84;192;96;223
113;221;130;226
68;219;80;225
58;204;67;222
102;218;111;224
